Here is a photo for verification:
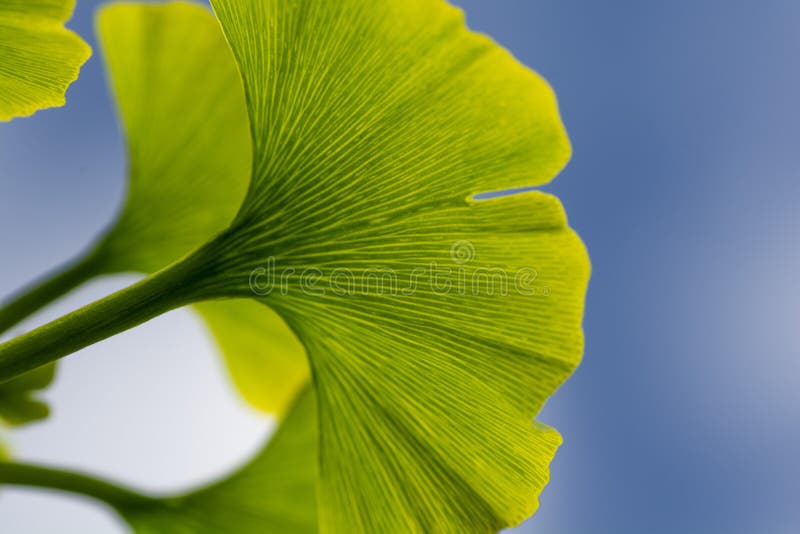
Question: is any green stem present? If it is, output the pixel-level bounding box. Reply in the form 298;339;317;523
0;461;159;511
0;250;104;337
0;256;202;384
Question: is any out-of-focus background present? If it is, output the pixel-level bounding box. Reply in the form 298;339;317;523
1;1;798;532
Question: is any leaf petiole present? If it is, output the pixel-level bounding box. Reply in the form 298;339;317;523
0;461;160;511
0;248;106;337
0;251;209;385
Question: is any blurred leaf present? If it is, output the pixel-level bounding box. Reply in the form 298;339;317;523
0;365;55;460
0;364;55;426
94;2;250;275
0;0;91;121
194;300;308;415
120;387;317;533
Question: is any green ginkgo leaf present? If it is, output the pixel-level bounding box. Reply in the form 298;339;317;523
0;0;91;121
0;1;589;531
0;387;317;533
0;2;309;416
93;1;249;275
0;364;54;426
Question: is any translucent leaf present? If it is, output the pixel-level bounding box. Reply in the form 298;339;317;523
0;1;589;530
194;300;308;416
94;2;250;275
199;1;588;530
0;0;91;120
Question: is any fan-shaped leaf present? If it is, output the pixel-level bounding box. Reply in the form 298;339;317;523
0;0;91;120
198;1;588;530
0;1;589;530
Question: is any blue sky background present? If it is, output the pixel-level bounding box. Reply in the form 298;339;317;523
1;1;799;533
